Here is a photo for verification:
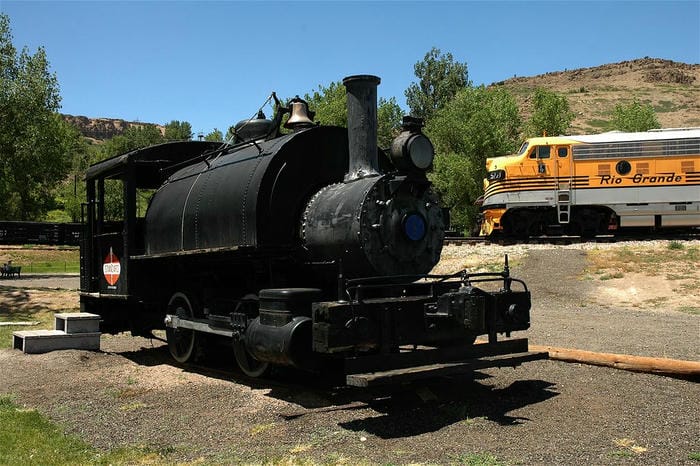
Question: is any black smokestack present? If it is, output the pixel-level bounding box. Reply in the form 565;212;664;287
342;74;380;181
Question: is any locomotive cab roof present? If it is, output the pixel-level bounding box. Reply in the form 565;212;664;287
86;140;230;188
513;128;700;153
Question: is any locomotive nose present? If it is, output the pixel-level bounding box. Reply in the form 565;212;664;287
302;175;445;278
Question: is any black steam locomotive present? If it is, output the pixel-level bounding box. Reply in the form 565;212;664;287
80;75;544;385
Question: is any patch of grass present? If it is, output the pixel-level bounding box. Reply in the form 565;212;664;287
0;395;168;465
689;451;700;461
677;306;700;315
586;118;611;129
453;453;506;465
0;305;56;348
0;247;79;274
118;402;147;412
610;450;634;458
104;384;150;401
325;452;353;464
673;281;700;293
643;296;670;308
238;453;322;465
586;243;699;310
289;443;313;454
462;416;487;426
250;422;277;436
597;85;625;92
599;271;624;280
0;286;79;348
587;244;698;276
22;261;80;274
653;100;686;113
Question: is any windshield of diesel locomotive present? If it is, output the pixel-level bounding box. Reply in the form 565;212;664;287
518;141;529;155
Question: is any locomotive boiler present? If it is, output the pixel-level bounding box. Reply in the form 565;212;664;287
80;75;544;385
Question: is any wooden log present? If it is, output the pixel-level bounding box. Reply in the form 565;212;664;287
529;345;700;377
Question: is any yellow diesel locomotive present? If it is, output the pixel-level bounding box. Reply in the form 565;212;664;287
478;128;700;237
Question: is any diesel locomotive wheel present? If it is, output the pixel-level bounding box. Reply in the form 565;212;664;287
503;210;532;239
166;292;198;363
233;340;269;378
574;208;605;238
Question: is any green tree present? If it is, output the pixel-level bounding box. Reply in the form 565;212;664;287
163;120;192;140
525;88;575;137
611;99;660;132
304;82;346;127
304;82;403;148
224;126;235;142
377;97;403;149
204;128;223;142
99;125;165;160
426;86;521;233
405;47;469;121
44;126;92;222
0;14;83;220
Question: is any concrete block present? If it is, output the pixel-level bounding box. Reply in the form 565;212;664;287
12;329;101;354
54;312;101;334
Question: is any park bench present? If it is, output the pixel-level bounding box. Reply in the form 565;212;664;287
1;264;21;278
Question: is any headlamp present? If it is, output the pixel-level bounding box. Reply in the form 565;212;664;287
390;117;434;173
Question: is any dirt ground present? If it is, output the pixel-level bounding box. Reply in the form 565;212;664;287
0;242;698;465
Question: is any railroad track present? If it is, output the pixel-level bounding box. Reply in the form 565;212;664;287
444;232;700;246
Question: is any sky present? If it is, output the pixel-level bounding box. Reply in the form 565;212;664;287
2;0;699;137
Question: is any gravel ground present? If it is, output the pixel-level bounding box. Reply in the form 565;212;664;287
0;243;698;465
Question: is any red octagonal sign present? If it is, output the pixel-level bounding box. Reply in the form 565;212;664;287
103;247;121;286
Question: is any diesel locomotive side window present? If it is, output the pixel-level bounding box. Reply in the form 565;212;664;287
528;146;550;159
558;147;569;158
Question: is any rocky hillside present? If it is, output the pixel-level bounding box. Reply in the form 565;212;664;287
63;58;699;141
491;58;700;134
61;114;164;142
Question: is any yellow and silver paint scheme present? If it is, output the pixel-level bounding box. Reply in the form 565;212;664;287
480;128;700;236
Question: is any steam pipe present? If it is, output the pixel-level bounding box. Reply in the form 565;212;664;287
342;75;380;181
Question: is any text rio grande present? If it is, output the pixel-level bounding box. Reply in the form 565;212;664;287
599;173;684;185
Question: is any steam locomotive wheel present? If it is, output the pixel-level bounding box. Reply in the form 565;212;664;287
166;292;197;363
233;340;269;378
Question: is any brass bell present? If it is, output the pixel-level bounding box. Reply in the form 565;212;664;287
284;96;314;129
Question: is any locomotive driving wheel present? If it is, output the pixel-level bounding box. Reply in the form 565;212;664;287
233;340;269;378
166;292;198;363
231;293;269;378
